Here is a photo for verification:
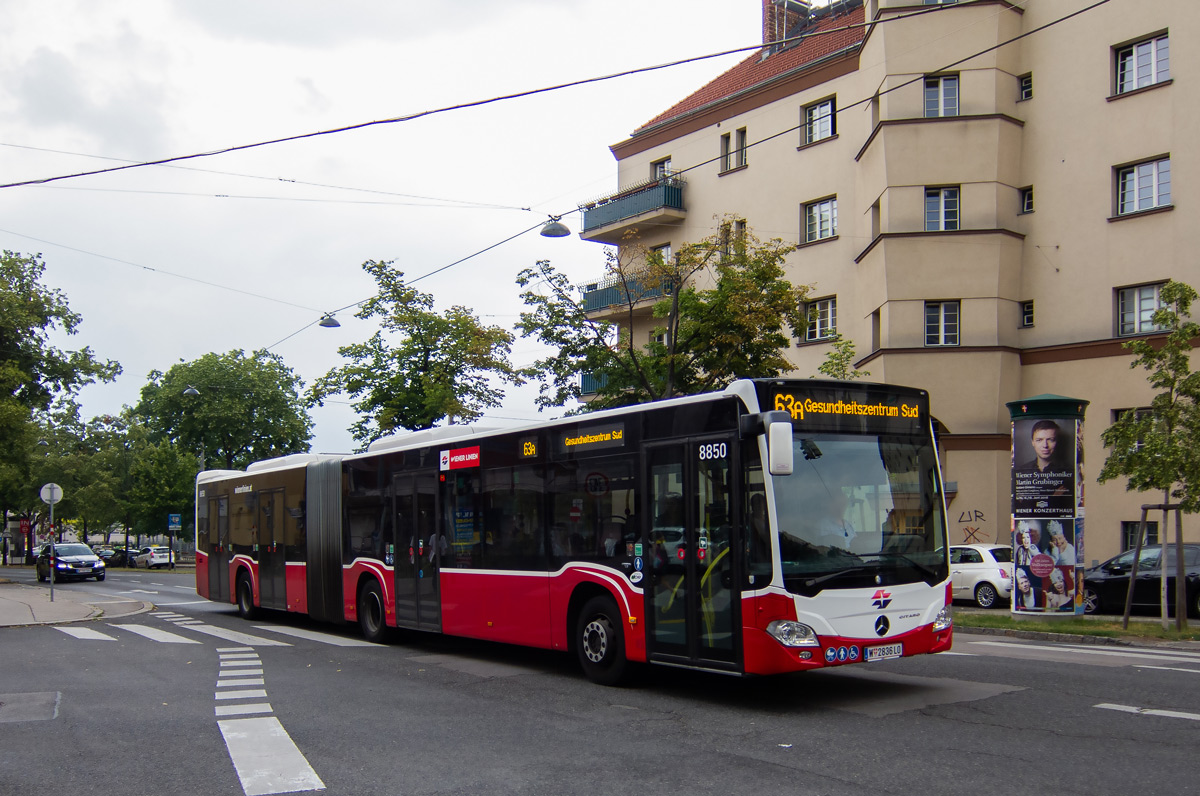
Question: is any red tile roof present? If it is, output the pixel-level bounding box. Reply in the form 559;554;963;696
635;4;866;135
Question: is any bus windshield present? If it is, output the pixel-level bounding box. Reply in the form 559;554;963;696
773;433;947;596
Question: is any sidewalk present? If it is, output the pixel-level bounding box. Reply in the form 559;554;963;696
0;567;154;628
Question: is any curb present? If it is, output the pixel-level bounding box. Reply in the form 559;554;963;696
958;625;1134;647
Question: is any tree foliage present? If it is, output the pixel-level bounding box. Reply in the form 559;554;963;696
0;251;119;524
815;334;870;380
516;225;809;411
309;260;519;446
1099;281;1200;512
137;349;313;471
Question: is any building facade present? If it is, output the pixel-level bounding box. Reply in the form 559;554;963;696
576;0;1197;564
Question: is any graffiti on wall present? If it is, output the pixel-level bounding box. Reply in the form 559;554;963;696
957;509;987;544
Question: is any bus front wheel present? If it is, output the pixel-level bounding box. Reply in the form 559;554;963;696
358;580;388;643
576;595;629;686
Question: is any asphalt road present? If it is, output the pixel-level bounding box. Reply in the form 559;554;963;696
2;569;1198;796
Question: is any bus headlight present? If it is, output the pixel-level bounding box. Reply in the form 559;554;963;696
932;607;952;632
766;620;819;647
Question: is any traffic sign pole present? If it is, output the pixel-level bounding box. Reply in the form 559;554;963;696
40;483;63;602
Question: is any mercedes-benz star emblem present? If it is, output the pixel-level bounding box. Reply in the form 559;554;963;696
874;616;890;636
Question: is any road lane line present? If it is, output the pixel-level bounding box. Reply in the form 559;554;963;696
218;716;325;795
110;624;202;644
216;703;274;717
216;689;269;700
251;625;380;647
55;627;116;641
221;660;265;668
221;653;263;660
969;641;1200;664
219;678;266;687
154;600;212;606
1096;703;1200;721
1135;665;1200;674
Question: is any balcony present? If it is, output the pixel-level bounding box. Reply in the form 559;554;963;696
580;175;687;244
580;372;609;396
579;275;672;313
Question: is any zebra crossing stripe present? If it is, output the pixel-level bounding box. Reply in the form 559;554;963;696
55;627;116;641
109;624;202;644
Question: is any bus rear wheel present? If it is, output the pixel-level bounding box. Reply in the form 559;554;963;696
236;573;257;620
358;580;388;643
576;595;629;686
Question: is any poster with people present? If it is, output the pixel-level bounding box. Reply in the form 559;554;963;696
1011;418;1077;518
1011;518;1083;614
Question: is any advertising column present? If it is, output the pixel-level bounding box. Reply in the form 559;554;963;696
1006;395;1088;615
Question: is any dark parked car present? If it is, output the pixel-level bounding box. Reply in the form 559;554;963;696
1083;544;1200;617
35;543;107;582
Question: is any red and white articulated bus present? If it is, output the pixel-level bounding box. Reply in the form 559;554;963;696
195;378;953;684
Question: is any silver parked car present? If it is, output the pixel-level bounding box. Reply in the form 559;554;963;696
950;544;1013;608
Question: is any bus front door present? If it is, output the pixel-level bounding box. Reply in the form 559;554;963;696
645;436;740;671
256;489;287;610
393;473;441;632
208;496;230;602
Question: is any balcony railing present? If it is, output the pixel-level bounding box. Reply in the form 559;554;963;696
579;275;673;312
580;372;609;396
580;175;686;234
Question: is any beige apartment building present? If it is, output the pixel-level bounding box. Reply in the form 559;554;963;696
575;0;1196;564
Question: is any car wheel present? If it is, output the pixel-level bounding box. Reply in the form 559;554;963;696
36;567;46;583
974;582;998;609
95;573;105;582
236;573;257;621
576;595;630;686
1083;587;1101;615
358;580;389;644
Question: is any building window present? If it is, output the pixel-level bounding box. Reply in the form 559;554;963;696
805;297;837;342
1116;34;1169;95
1112;407;1153;451
925;187;960;231
925;300;960;346
719;219;746;260
1117;283;1164;336
1117;158;1171;215
1018;73;1033;101
924;75;959;118
651;157;673;181
1019;187;1034;214
720;128;747;172
804;197;838;242
1121;520;1159;550
1020;300;1034;328
803;98;836;144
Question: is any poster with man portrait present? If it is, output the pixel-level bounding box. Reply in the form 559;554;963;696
1011;418;1077;518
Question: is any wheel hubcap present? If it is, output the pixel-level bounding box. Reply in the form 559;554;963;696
583;619;608;663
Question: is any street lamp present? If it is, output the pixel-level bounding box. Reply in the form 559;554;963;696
540;215;572;238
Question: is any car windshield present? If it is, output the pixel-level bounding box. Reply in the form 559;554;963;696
773;433;948;595
55;544;94;556
989;547;1013;563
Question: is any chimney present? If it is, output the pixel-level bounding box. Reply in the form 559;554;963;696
762;0;811;49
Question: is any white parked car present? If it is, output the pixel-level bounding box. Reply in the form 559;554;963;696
135;546;173;569
950;544;1013;608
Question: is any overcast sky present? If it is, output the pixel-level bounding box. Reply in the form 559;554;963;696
0;1;765;455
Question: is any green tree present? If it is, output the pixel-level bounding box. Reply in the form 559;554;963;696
815;334;870;380
0;251;120;533
137;350;313;471
1099;281;1200;511
309;260;519;446
516;225;809;411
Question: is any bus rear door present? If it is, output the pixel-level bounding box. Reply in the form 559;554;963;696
208;495;230;602
393;472;441;631
644;435;740;672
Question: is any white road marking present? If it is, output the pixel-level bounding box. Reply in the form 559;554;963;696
1135;665;1200;674
222;660;265;668
252;625;380;647
219;678;266;687
216;689;269;700
174;624;291;647
109;624;202;644
221;653;262;660
218;647;255;652
969;641;1200;665
1096;703;1200;722
154;600;212;606
218;716;325;795
218;669;264;677
216;703;274;717
55;627;116;641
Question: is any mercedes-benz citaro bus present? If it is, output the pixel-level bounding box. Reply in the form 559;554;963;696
196;379;952;684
